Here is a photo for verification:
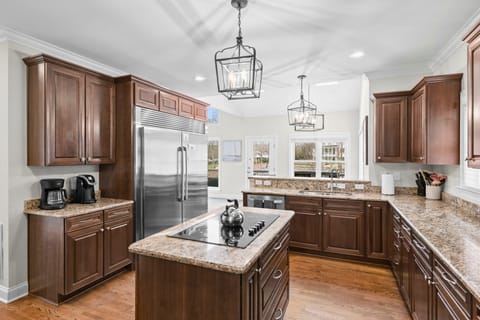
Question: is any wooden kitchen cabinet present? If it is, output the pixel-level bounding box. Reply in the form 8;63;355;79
366;201;389;260
411;233;432;320
24;54;116;166
134;82;159;110
399;220;412;311
322;199;365;257
159;90;179;115
27;204;133;304
409;74;462;164
179;98;195;118
374;92;409;162
465;22;480;168
285;196;322;250
195;103;208;121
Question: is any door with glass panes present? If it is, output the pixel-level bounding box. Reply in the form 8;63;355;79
245;137;277;188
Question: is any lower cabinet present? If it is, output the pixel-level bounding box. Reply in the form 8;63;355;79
366;201;389;260
399;222;412;311
285;196;322;250
411;234;432;320
28;204;134;304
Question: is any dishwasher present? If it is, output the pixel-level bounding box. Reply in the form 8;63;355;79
246;194;285;210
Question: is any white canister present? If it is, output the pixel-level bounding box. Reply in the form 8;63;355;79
381;173;395;195
425;185;442;200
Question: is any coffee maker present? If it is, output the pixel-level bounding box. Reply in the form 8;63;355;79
40;179;67;210
74;175;96;204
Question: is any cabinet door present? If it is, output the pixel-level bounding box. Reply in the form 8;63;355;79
400;236;412;311
104;218;133;276
179;98;195;119
159;91;179;115
242;263;259;320
45;63;85;165
289;210;321;250
432;280;470;320
375;95;408;162
366;201;388;260
410;88;427;163
411;254;431;320
65;224;103;294
194;103;208;121
134;82;159;110
85;75;115;164
466;26;480;168
322;210;364;257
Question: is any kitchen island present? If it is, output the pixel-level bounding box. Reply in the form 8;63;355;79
129;206;294;320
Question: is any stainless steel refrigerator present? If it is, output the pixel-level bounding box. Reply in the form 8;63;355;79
135;107;208;240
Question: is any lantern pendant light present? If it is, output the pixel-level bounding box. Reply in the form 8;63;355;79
287;75;324;131
215;0;263;100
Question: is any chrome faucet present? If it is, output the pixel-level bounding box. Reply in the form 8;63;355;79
330;169;337;192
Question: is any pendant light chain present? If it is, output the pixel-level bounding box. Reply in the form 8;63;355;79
237;7;242;40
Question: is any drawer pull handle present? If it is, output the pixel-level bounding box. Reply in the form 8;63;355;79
401;224;410;233
76;218;99;225
392;260;400;266
272;269;283;280
100;228;104;232
394;229;401;236
273;241;283;251
393;215;400;222
274;308;283;320
393;243;400;250
440;271;457;287
413;239;427;251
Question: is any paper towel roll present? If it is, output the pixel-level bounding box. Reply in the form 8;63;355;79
381;174;395;195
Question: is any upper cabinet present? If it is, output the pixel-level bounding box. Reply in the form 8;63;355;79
374;92;409;162
465;22;480;168
24;55;115;166
373;73;462;164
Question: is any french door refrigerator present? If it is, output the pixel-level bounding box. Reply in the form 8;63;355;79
135;107;208;240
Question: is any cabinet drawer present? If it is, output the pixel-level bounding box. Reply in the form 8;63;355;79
393;210;402;224
159;91;179;115
434;258;471;317
259;225;289;270
270;283;289;320
393;223;401;241
260;250;289;318
286;196;323;208
411;233;431;265
323;199;364;212
134;83;159;110
400;221;411;244
104;205;132;223
65;211;103;232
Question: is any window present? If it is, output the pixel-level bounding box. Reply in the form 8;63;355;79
245;137;277;187
207;107;219;124
208;139;219;188
290;135;349;179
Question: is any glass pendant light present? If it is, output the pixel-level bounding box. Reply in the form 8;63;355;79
215;0;263;100
287;75;324;131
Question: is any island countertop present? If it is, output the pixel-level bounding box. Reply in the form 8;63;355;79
244;188;480;302
128;206;294;274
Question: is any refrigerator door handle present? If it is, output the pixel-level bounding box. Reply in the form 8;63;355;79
183;146;188;200
177;146;183;201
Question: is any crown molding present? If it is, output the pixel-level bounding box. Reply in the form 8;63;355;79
0;26;125;77
429;8;480;72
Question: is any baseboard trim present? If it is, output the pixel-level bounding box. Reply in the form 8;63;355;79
0;281;28;304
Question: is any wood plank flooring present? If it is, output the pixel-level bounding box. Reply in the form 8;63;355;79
0;253;409;320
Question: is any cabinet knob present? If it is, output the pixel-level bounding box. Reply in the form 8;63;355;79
80;157;86;162
377;156;381;160
106;227;111;231
465;157;475;162
256;267;262;274
367;204;371;208
100;228;104;232
87;157;92;161
419;157;424;160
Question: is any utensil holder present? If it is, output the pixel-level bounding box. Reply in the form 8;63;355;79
425;185;442;200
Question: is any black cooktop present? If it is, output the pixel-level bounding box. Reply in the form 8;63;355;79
169;212;279;248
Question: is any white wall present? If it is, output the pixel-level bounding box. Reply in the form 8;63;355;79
208;109;359;197
0;43;99;297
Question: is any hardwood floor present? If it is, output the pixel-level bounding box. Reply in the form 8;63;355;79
0;253;409;319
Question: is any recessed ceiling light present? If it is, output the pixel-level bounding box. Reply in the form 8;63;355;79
315;81;339;87
349;51;365;59
194;75;206;82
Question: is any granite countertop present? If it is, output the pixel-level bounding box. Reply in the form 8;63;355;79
244;188;480;302
24;198;134;218
128;207;294;274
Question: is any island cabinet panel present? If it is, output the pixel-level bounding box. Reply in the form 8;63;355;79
27;204;134;304
285;196;322;250
242;264;259;320
374;93;408;163
322;199;365;257
366;201;389;260
465;22;480;168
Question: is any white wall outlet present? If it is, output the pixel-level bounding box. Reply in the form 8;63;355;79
255;180;263;186
393;172;401;181
263;180;272;186
336;183;346;189
354;184;365;190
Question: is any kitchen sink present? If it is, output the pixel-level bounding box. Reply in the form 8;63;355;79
298;190;352;196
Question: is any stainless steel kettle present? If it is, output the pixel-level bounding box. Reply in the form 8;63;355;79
220;199;244;227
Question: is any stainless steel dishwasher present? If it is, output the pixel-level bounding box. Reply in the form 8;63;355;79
246;194;285;210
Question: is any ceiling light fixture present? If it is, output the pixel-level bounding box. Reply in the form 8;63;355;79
315;81;339;87
287;75;324;132
214;0;263;100
195;75;206;82
349;50;365;59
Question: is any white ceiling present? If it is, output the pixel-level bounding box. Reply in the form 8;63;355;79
1;0;480;116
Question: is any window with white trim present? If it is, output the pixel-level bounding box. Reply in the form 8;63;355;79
290;135;349;179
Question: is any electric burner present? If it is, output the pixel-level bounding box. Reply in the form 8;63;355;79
169;212;279;248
